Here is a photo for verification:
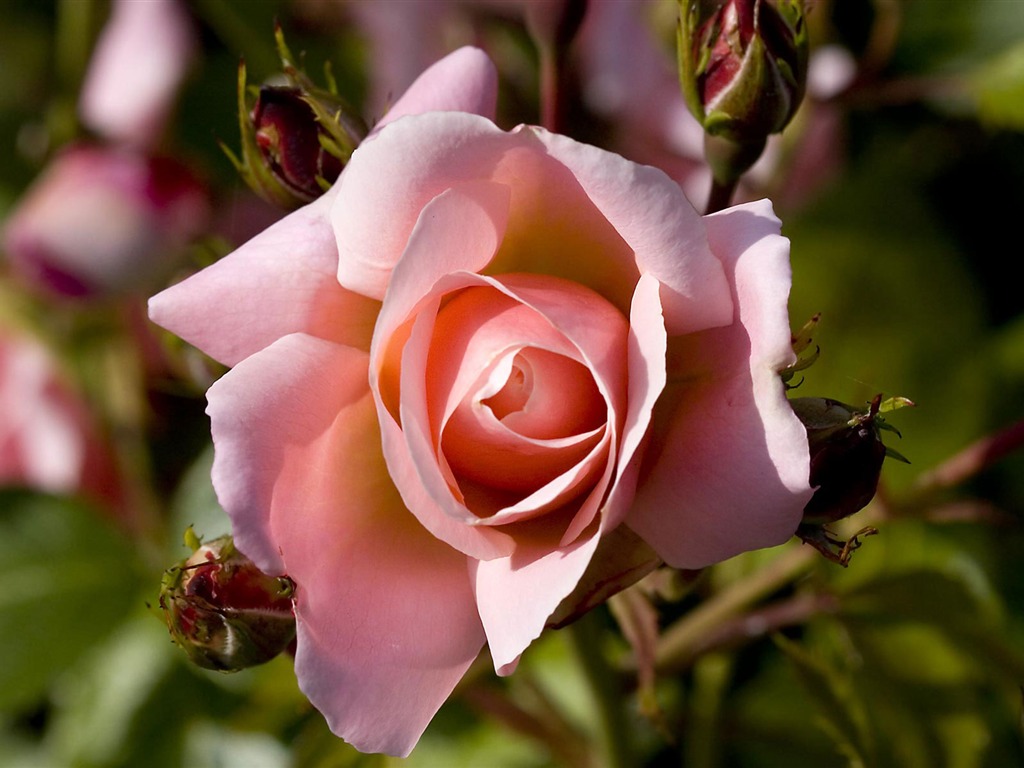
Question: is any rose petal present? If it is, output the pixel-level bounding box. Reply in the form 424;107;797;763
372;181;518;558
372;46;498;134
515;127;732;335
149;188;378;367
207;333;483;757
627;200;812;568
588;272;667;534
334;112;733;337
473;521;602;672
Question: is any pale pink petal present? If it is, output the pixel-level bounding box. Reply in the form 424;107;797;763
79;0;196;147
596;272;667;533
474;524;602;672
149;188;379;367
334;112;733;337
522;127;731;335
333;115;509;299
207;333;483;756
373;46;499;133
627;201;812;568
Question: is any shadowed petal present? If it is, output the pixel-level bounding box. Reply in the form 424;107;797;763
627;201;812;568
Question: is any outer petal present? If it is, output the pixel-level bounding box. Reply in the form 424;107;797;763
628;200;812;568
473;523;602;673
333;112;733;337
149;187;379;367
372;46;498;133
207;333;483;756
523;127;731;336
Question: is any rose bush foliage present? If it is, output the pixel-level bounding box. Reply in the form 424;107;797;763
150;47;811;756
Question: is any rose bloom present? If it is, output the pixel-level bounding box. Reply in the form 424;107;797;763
78;0;197;149
3;144;209;299
150;48;811;756
0;329;120;509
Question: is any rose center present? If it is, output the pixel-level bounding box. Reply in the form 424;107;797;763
483;357;531;421
429;285;612;498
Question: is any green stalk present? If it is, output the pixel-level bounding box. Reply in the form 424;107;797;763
565;610;636;768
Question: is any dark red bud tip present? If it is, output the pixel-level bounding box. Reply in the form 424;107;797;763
791;396;896;526
251;86;344;201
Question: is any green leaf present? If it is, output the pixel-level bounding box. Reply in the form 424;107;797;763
973;42;1024;130
0;490;141;712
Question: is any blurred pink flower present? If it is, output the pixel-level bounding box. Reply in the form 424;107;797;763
2;144;210;299
79;0;197;148
341;0;710;194
151;46;810;756
0;330;119;509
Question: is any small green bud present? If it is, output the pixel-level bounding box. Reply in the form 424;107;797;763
678;0;809;144
159;533;296;671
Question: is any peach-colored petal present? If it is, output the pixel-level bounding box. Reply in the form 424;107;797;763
372;181;517;558
207;333;483;756
474;522;602;672
627;201;812;568
597;272;667;533
372;46;498;134
519;127;732;335
149;188;379;367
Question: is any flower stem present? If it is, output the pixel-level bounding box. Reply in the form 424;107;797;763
654;544;816;674
705;176;739;215
566;610;636;768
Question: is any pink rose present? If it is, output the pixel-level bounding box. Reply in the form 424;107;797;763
0;329;120;510
150;47;811;756
3;144;210;298
79;0;197;148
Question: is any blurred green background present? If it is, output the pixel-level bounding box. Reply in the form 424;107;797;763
1;1;1024;766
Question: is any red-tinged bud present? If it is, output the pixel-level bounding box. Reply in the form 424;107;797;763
225;27;367;210
679;0;808;144
791;394;913;565
251;85;345;201
159;532;296;671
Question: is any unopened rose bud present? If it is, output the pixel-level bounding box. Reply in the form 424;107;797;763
792;395;912;565
251;85;345;200
795;396;887;524
679;0;808;144
225;27;366;209
159;533;296;671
